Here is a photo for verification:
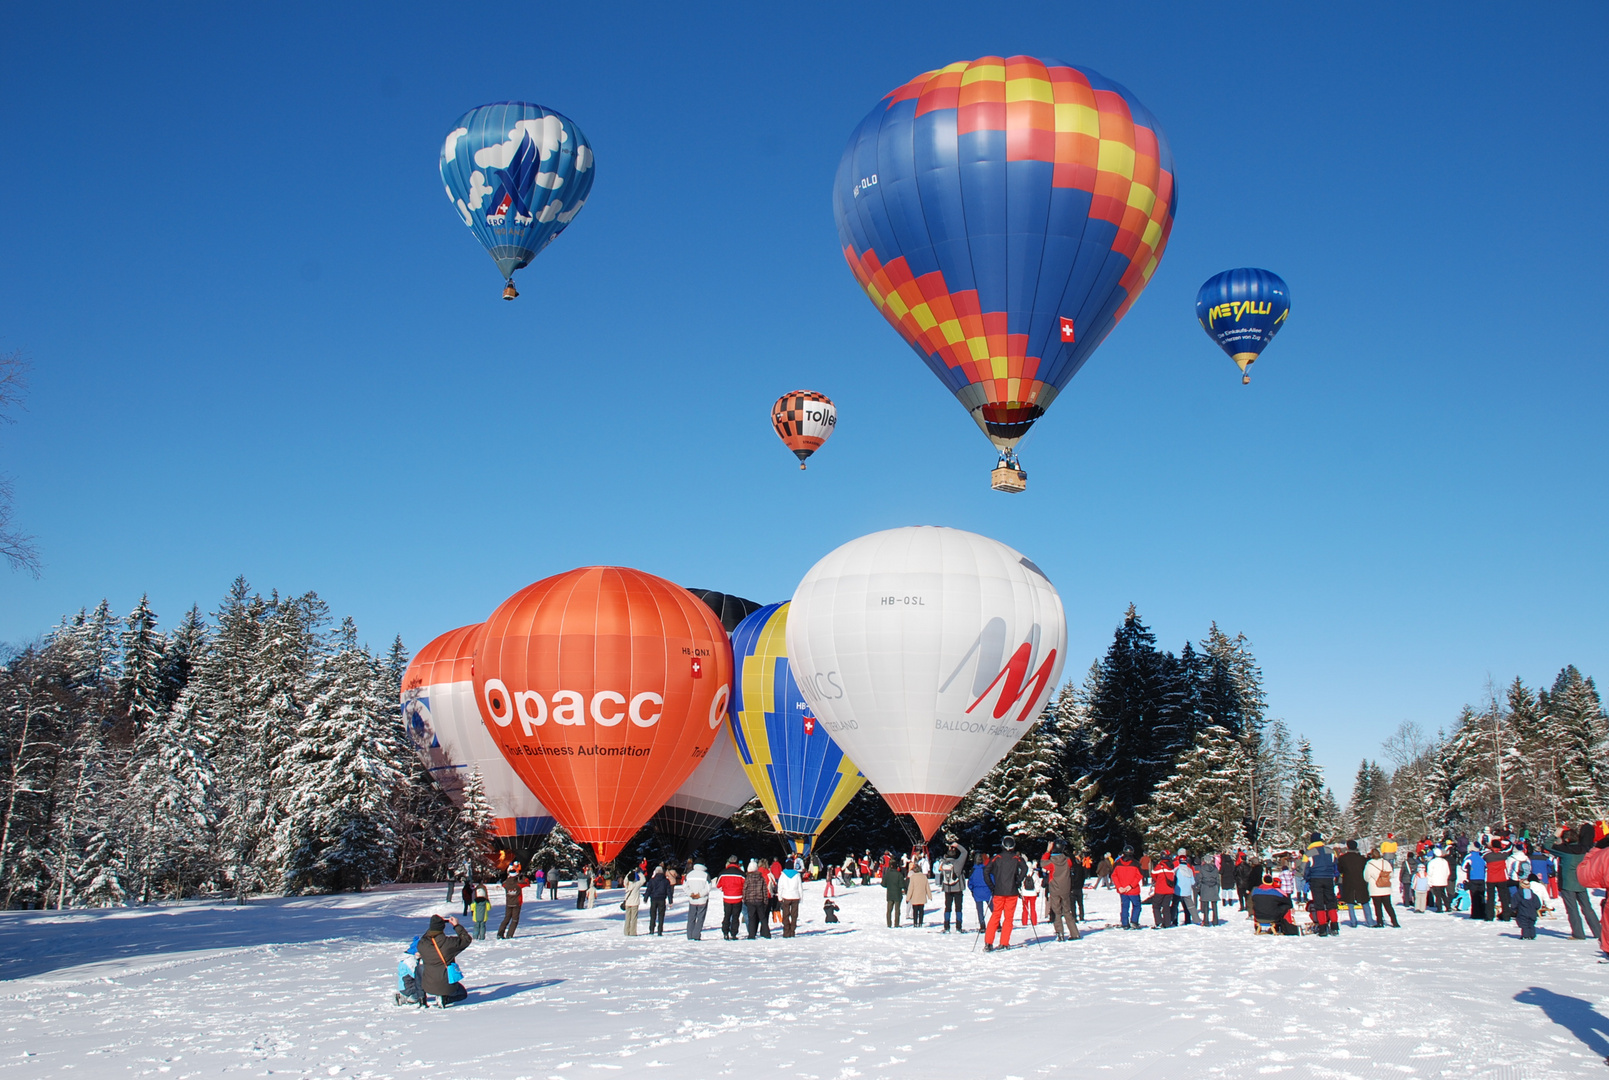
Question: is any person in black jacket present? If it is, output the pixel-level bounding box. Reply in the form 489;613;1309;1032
645;866;673;936
418;914;471;1007
1337;840;1373;928
1235;855;1262;917
983;836;1029;952
1068;850;1088;922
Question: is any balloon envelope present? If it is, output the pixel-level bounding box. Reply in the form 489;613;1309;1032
648;727;754;858
832;56;1176;456
474;567;733;863
771;391;837;469
440;102;595;286
1196;268;1290;378
401;624;555;839
786;527;1067;839
682;589;764;634
729;602;865;846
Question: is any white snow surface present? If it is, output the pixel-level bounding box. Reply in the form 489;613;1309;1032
3;879;1607;1078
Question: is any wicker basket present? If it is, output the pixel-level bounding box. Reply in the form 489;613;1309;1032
990;466;1027;493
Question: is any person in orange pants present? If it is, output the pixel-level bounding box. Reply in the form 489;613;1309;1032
983;837;1030;952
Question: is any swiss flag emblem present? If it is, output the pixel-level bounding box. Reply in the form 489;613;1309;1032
1059;317;1076;343
803;714;816;735
690;657;702;678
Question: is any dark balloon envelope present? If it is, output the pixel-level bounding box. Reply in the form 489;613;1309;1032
832;56;1177;487
1196;268;1290;384
683;589;764;634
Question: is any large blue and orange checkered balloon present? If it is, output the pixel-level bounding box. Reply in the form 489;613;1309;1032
833;57;1176;455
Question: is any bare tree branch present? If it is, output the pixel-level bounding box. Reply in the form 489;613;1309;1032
0;348;40;576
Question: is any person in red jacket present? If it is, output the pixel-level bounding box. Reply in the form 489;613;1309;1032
1482;837;1513;922
1112;851;1144;929
716;857;747;940
1149;855;1177;928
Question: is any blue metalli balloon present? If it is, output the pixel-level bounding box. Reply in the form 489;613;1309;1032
439;102;594;299
1196;268;1290;384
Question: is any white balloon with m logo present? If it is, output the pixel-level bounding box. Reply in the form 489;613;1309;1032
786;526;1067;840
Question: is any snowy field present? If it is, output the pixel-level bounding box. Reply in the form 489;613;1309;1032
2;879;1607;1079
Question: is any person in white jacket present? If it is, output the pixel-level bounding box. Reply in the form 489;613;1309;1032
1426;851;1452;912
776;863;804;937
1363;850;1400;928
683;864;711;941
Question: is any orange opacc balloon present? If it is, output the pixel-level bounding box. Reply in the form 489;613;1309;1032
474;567;734;863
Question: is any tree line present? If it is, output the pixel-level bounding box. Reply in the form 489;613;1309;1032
0;581;482;909
3;589;1603;907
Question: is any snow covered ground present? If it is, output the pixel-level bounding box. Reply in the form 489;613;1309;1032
2;878;1607;1079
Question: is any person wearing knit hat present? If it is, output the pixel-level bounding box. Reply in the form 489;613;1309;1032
418;913;470;1007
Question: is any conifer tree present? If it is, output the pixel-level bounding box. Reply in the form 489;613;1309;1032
1541;667;1609;822
1286;738;1326;842
281;618;401;892
1132;723;1250;854
1079;606;1169;852
0;645;73;906
127;687;216;900
1199;623;1267;739
1255;720;1298;846
993;708;1070;843
117;595;166;733
157;605;208;714
456;768;498;876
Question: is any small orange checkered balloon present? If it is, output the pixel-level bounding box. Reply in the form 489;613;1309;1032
771;390;836;469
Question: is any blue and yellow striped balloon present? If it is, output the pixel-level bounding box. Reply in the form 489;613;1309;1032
728;602;864;850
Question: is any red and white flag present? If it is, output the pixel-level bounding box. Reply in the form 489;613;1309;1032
690;657;703;678
1059;316;1076;342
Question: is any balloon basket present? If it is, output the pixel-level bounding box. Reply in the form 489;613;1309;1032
502;282;519;301
991;465;1027;493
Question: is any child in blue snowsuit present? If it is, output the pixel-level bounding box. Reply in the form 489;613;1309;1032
394;936;424;1006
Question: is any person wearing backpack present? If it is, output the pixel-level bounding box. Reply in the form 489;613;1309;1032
937;838;969;933
1364;849;1400;928
419;914;471;1007
1547;823;1604;942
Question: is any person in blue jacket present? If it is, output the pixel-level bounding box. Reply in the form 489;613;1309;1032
1462;846;1487;919
1303;834;1341;937
968;853;992;932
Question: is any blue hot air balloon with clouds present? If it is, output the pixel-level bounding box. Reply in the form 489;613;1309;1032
440;102;594;299
1196;268;1290;384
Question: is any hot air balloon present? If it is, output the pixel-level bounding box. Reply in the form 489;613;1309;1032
786;527;1067;840
401;624;555;842
647;588;763;856
474;567;733;863
729;602;866;854
440;102;595;300
647;730;754;860
682;589;764;634
1196;268;1290;384
771;391;837;470
833;57;1176;492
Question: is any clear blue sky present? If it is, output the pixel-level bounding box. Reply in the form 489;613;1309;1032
2;2;1605;793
